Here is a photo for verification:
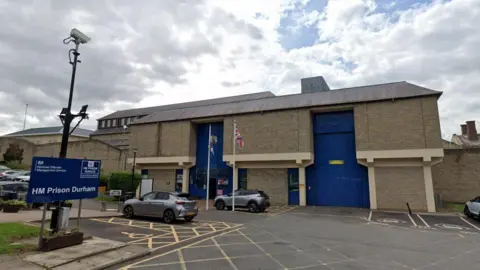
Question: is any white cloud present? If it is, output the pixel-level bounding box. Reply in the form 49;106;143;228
0;0;478;140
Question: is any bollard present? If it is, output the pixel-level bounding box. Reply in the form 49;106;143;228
100;201;107;212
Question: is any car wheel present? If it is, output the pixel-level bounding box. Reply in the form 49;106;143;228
464;206;472;217
248;201;258;213
123;206;135;219
184;216;194;222
163;209;176;224
216;200;225;210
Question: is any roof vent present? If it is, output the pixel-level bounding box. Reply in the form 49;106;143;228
301;76;330;94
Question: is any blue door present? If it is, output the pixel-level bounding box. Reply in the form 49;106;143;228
288;168;299;205
307;112;369;208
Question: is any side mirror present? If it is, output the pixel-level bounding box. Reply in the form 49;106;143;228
139;197;144;201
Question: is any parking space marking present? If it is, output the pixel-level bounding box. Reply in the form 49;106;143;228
417;214;430;228
368;210;372;221
408;214;417;227
177;250;187;270
212;237;238;270
460;216;480;231
237;230;288;269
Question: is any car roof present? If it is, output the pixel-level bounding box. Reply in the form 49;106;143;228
0;181;26;185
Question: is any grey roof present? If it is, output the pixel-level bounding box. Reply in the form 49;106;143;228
5;126;93;137
98;91;276;120
133;81;442;125
91;127;128;136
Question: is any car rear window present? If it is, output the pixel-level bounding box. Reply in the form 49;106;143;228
258;191;269;198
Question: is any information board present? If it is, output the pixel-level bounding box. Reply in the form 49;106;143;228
27;157;101;203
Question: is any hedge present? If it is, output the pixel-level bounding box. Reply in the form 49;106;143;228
106;172;142;192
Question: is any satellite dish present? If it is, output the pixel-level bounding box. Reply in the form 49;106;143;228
123;125;128;130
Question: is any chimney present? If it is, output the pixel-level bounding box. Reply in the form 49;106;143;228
466;121;478;141
461;124;468;136
301;76;330;94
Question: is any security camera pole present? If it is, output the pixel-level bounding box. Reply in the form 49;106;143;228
50;29;91;233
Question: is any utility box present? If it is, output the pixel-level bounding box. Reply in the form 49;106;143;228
57;207;70;230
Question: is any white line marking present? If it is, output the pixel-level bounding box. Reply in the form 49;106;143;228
460;217;480;231
458;234;465;238
408;214;417;227
417;214;430;228
368;210;372;221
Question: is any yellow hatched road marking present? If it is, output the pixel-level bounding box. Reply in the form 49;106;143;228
192;228;200;236
209;224;217;232
178;250;187;270
171;225;180;243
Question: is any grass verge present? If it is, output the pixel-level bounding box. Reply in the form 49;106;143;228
443;202;464;213
0;222;41;254
94;195;119;203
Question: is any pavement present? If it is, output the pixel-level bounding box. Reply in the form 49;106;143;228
0;207;121;223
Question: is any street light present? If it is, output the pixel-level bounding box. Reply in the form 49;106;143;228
50;29;91;234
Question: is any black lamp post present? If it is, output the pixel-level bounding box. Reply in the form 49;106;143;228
50;29;91;234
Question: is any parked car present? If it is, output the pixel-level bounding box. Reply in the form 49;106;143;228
0;181;28;201
13;171;30;182
0;165;10;172
214;189;270;213
5;170;29;181
464;196;480;218
122;191;198;223
0;170;20;180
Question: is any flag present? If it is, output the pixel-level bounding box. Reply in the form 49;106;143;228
234;123;244;149
209;135;218;155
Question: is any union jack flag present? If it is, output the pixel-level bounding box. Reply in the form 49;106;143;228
234;122;244;149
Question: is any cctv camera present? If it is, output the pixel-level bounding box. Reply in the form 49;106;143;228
70;28;91;44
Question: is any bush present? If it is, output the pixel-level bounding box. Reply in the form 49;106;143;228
107;172;141;192
4;200;27;208
4;162;30;170
99;173;109;187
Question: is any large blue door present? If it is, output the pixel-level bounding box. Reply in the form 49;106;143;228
306;111;369;208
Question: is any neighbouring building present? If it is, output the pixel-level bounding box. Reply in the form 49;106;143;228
94;76;445;212
4;126;92;145
450;121;480;147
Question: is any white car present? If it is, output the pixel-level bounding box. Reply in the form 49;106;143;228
464;196;480;218
6;171;29;181
14;173;30;182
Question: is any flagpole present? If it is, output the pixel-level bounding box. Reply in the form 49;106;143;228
232;120;236;212
206;124;212;211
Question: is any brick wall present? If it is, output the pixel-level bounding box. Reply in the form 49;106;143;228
432;149;480;203
354;96;442;151
91;133;130;141
129;123;160;157
0;137;36;165
159;121;192;157
375;166;427;211
35;140;124;173
150;169;176;192
247;168;288;205
223;109;312;155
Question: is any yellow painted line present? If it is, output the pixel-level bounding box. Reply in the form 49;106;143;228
148;238;152;249
209;224;217;232
149;223;153;229
177;250;187;270
108;217;114;222
122;227;244;269
171;225;180;243
192;228;200;236
223;222;231;228
238;230;287;269
128;220;133;225
127;232;172;244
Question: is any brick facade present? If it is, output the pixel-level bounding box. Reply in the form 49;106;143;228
433;149;480;203
247;168;288;205
375;166;427;211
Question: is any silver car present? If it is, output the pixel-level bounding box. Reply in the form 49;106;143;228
464;196;480;218
122;191;198;223
214;189;270;213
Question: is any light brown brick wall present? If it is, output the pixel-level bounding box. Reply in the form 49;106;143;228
223;109;311;155
375;166;427;211
432;149;480;203
354;96;442;151
91;133;130;141
159;122;192;157
151;169;176;192
247;168;288;205
35;140;124;173
129;123;159;157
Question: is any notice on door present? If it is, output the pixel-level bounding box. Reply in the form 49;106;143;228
329;160;344;165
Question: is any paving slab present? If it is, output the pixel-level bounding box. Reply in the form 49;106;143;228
24;237;126;268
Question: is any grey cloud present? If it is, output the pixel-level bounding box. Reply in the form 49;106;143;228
0;0;261;134
220;80;252;88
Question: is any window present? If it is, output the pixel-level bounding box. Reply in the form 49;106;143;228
238;169;248;190
288;168;299;192
155;192;169;200
142;192;157;201
111;119;117;127
106;119;111;127
100;120;105;128
130;117;136;123
121;118;126;126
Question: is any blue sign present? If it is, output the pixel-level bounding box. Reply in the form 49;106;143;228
27;157;101;203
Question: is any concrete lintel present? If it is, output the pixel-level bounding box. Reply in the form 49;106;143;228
223;152;313;163
356;148;444;160
128;156;196;166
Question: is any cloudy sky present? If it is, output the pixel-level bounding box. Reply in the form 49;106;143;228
0;0;478;139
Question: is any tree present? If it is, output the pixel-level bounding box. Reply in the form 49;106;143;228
3;143;24;163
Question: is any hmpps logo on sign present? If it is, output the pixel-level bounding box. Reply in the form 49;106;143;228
80;160;100;179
